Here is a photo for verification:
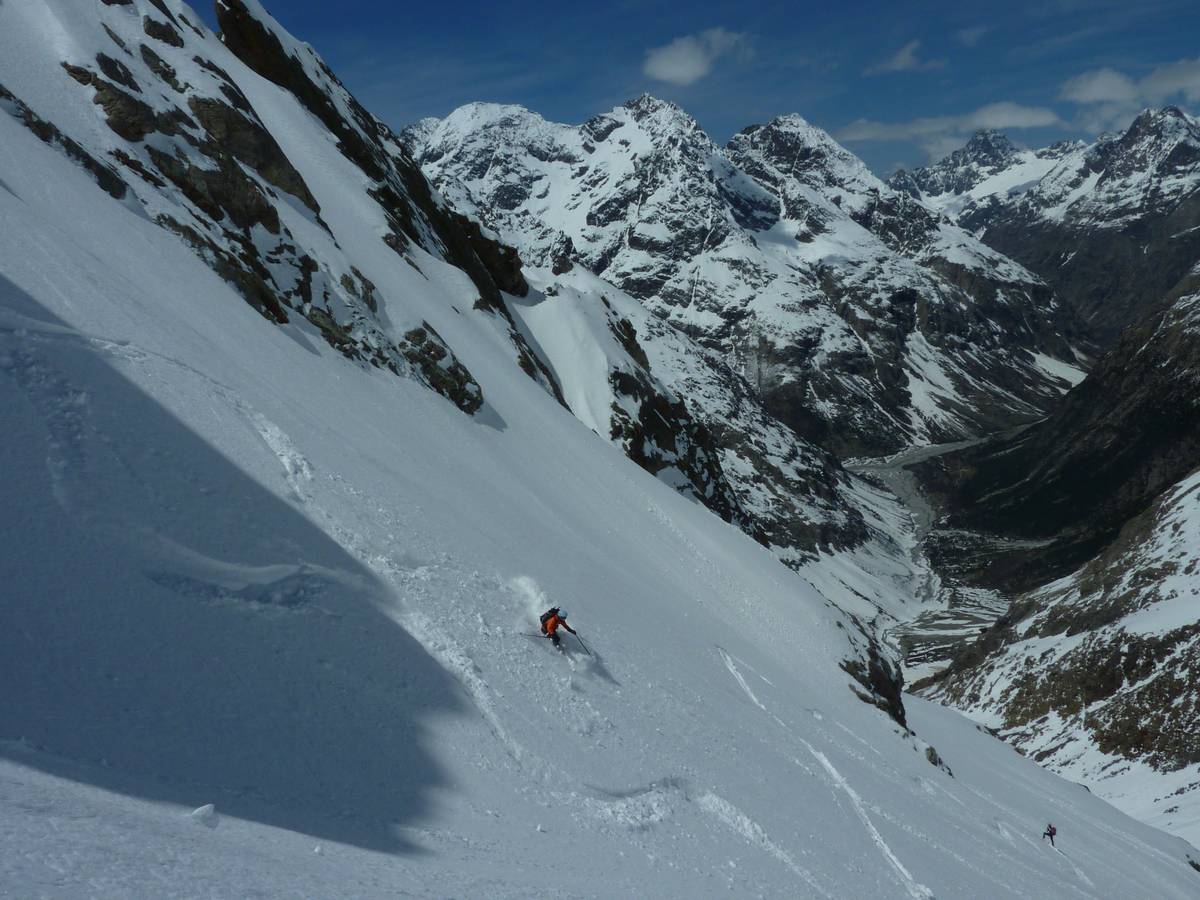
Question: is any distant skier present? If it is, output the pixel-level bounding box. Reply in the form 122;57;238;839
1043;823;1057;847
539;607;577;649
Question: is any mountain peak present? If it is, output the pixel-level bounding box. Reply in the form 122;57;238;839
619;93;698;130
1124;105;1199;142
624;92;677;112
764;112;815;131
960;129;1020;164
727;114;879;196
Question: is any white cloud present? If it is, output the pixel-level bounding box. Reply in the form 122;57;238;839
864;40;945;76
1059;68;1138;105
1139;59;1200;104
963;102;1063;131
1059;58;1200;131
642;28;748;87
836;102;1061;159
955;26;991;47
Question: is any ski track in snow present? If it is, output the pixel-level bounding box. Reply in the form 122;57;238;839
245;414;560;781
802;741;936;900
696;792;833;899
1;343;96;515
717;638;936;899
1055;848;1095;890
718;647;767;712
248;412;314;504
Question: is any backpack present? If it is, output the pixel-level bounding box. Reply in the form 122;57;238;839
539;607;559;626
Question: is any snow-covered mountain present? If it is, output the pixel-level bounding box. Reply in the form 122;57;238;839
404;101;1082;457
889;130;1083;220
898;109;1200;346
4;1;1200;895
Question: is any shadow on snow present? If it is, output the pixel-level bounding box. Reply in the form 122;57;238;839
0;274;466;854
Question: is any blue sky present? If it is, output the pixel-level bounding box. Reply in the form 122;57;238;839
196;0;1200;174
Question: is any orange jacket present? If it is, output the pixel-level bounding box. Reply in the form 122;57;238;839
543;614;575;636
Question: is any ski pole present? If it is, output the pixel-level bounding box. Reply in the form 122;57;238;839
574;633;592;656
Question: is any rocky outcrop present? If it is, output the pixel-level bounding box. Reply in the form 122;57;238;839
217;0;556;404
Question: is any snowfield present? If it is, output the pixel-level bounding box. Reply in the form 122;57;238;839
1;1;1199;896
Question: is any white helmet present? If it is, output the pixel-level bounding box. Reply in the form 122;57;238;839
558;609;568;619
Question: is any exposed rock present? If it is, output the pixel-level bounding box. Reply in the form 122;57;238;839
143;16;184;49
841;637;907;728
95;53;141;93
401;324;484;414
139;44;185;93
0;83;128;200
62;63;195;143
186;96;319;213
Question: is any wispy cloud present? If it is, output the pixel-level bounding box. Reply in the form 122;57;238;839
642;28;750;87
955;25;991;47
1060;58;1200;130
837;102;1062;159
863;40;945;76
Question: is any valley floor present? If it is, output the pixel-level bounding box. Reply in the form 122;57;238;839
853;439;1200;853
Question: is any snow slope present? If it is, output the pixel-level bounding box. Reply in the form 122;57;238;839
1;1;1199;896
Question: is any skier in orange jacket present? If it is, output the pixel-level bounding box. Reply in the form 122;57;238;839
539;607;576;648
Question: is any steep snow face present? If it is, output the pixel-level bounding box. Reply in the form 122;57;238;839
924;465;1200;847
0;0;923;712
4;2;1200;896
406;104;1081;457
